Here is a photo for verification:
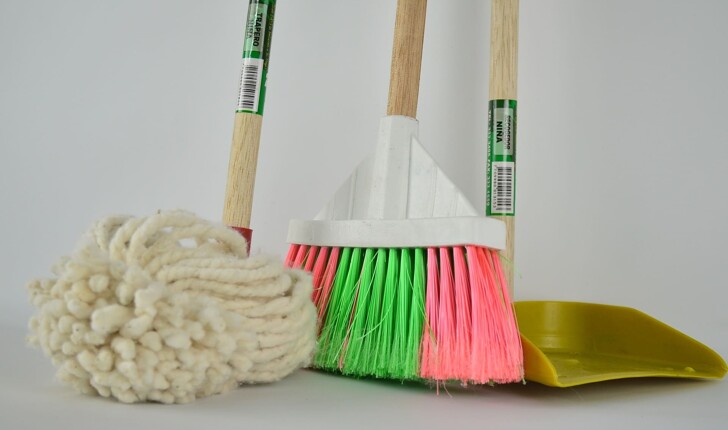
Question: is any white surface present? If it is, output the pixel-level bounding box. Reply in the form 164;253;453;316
2;0;727;426
2;325;727;429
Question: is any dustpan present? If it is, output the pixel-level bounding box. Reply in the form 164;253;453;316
516;301;727;387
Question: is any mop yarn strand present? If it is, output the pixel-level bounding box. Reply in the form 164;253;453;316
27;210;316;404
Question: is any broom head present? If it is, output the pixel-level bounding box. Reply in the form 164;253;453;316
287;116;523;384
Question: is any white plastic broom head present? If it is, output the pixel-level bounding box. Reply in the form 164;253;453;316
287;115;505;249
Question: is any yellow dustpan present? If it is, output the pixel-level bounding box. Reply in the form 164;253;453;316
516;301;727;387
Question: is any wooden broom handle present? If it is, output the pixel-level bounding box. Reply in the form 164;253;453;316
387;0;427;118
489;0;519;291
223;112;262;230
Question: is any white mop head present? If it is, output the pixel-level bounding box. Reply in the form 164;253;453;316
27;211;317;404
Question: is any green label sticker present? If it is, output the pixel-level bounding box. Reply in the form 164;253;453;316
244;3;268;56
486;99;517;216
493;107;515;157
237;0;276;115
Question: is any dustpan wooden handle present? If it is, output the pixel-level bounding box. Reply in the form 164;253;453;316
387;0;427;118
490;0;518;99
489;0;519;292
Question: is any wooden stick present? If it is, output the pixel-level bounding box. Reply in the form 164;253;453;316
387;0;427;118
489;0;519;100
489;0;519;293
223;112;263;230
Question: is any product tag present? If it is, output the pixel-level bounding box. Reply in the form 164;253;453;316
236;0;276;115
486;99;517;216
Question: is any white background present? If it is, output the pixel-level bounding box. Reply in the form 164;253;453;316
1;0;727;428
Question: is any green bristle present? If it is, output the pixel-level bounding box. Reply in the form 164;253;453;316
375;248;399;377
389;248;412;377
358;248;387;372
405;248;426;377
327;247;363;369
387;248;426;379
313;246;427;379
315;247;353;369
342;248;376;373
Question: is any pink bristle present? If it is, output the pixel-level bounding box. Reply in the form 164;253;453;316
287;244;339;328
285;244;300;267
316;247;340;324
311;246;330;305
435;247;456;380
292;244;309;268
452;246;473;381
468;246;523;383
488;248;523;381
287;244;318;302
467;245;497;382
304;246;319;272
419;247;440;379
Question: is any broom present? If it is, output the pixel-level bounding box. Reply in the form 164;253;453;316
286;0;523;384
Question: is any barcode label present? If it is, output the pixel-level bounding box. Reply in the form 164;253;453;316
491;162;514;214
486;99;516;216
236;58;264;113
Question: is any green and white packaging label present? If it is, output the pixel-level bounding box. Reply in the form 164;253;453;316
486;99;517;216
236;0;275;115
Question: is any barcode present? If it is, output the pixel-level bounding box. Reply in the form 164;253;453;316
492;162;514;213
237;58;264;112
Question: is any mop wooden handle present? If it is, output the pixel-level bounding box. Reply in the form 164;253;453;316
489;0;519;292
223;112;263;230
387;0;427;118
223;0;277;247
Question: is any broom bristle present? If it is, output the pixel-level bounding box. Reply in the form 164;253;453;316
419;248;439;378
435;247;456;379
453;247;473;381
286;244;523;383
